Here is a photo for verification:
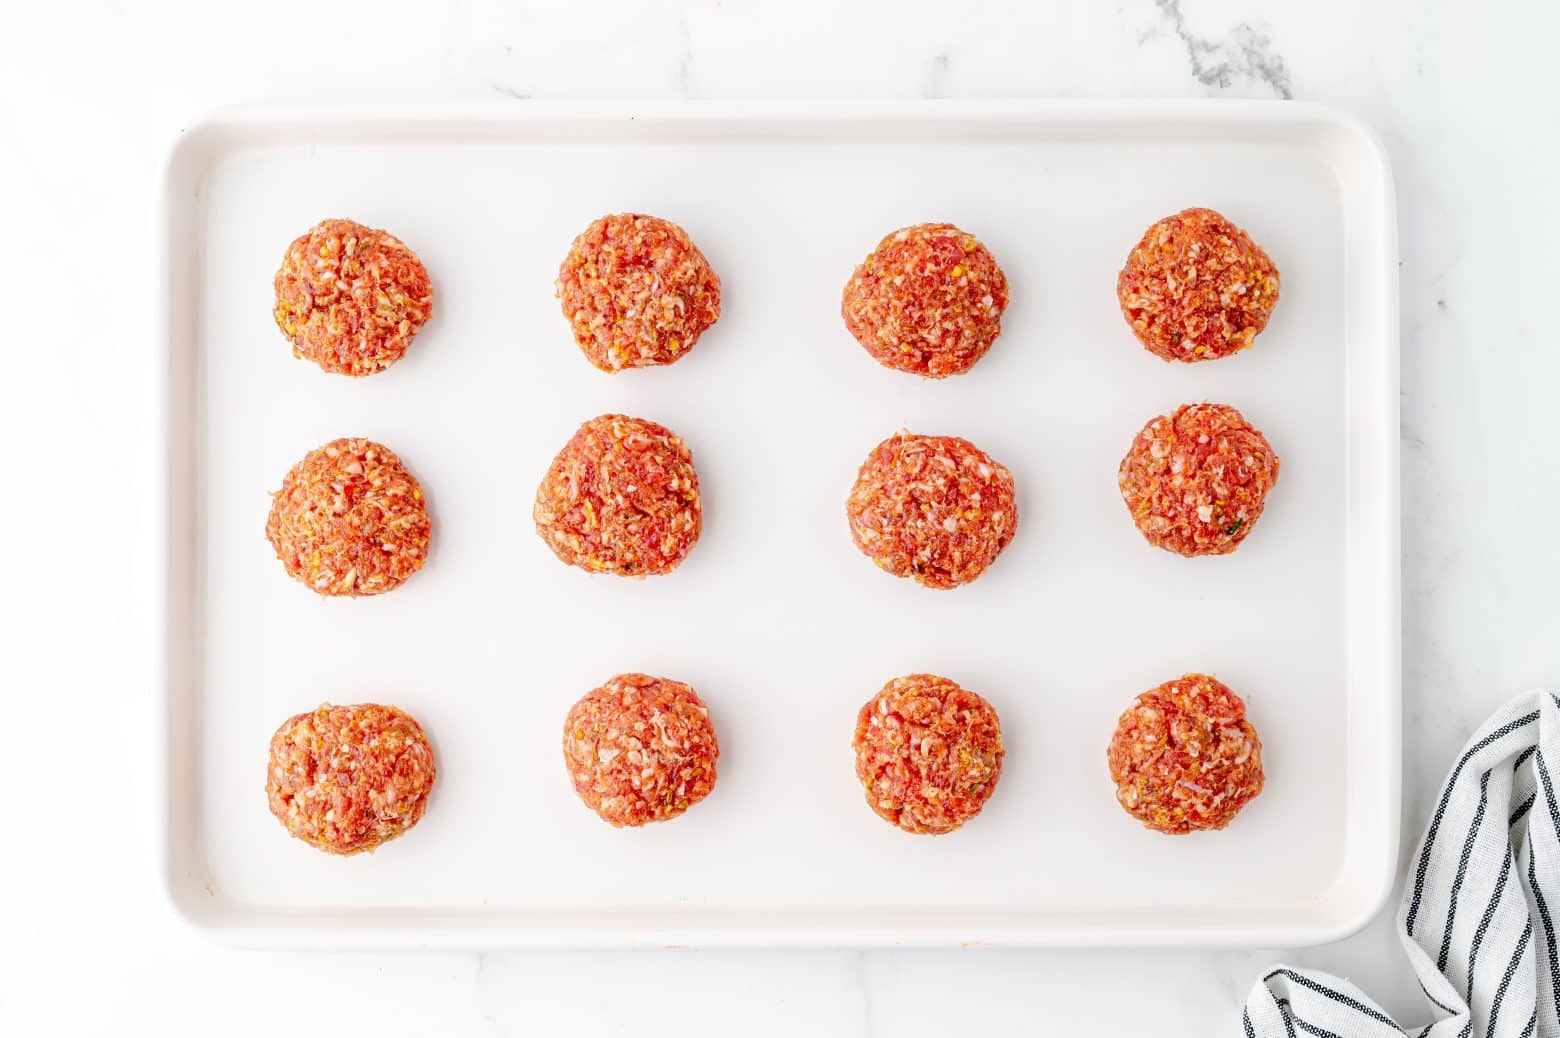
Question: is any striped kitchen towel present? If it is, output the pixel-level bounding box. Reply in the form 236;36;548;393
1245;689;1560;1038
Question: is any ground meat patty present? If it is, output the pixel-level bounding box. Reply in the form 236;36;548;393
534;414;701;576
1107;674;1264;834
1116;207;1280;362
841;223;1009;377
562;673;719;827
266;437;431;596
273;218;433;376
556;213;722;372
1118;403;1279;557
847;431;1017;589
266;703;436;854
853;674;1004;835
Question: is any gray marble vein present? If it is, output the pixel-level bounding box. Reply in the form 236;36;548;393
1154;0;1294;98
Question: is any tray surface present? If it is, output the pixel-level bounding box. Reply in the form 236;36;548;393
161;101;1399;947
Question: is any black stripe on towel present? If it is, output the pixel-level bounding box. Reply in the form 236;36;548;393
1531;750;1560;1026
1269;983;1298;1038
1263;969;1403;1032
1418;978;1458;1017
1486;918;1534;1038
1441;769;1492;970
1467;849;1514;1010
1511;791;1537;828
1274;998;1345;1038
1408;711;1541;935
1510;742;1537;826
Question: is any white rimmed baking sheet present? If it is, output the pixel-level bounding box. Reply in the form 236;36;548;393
161;101;1399;947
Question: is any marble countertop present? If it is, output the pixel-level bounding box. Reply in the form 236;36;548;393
4;0;1557;1034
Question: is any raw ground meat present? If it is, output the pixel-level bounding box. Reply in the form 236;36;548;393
534;414;702;577
266;703;437;854
1107;673;1264;835
562;673;719;827
841;222;1009;377
556;213;722;372
1118;402;1279;557
266;437;431;596
273;218;433;376
853;674;1005;835
847;431;1018;589
1116;207;1280;362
